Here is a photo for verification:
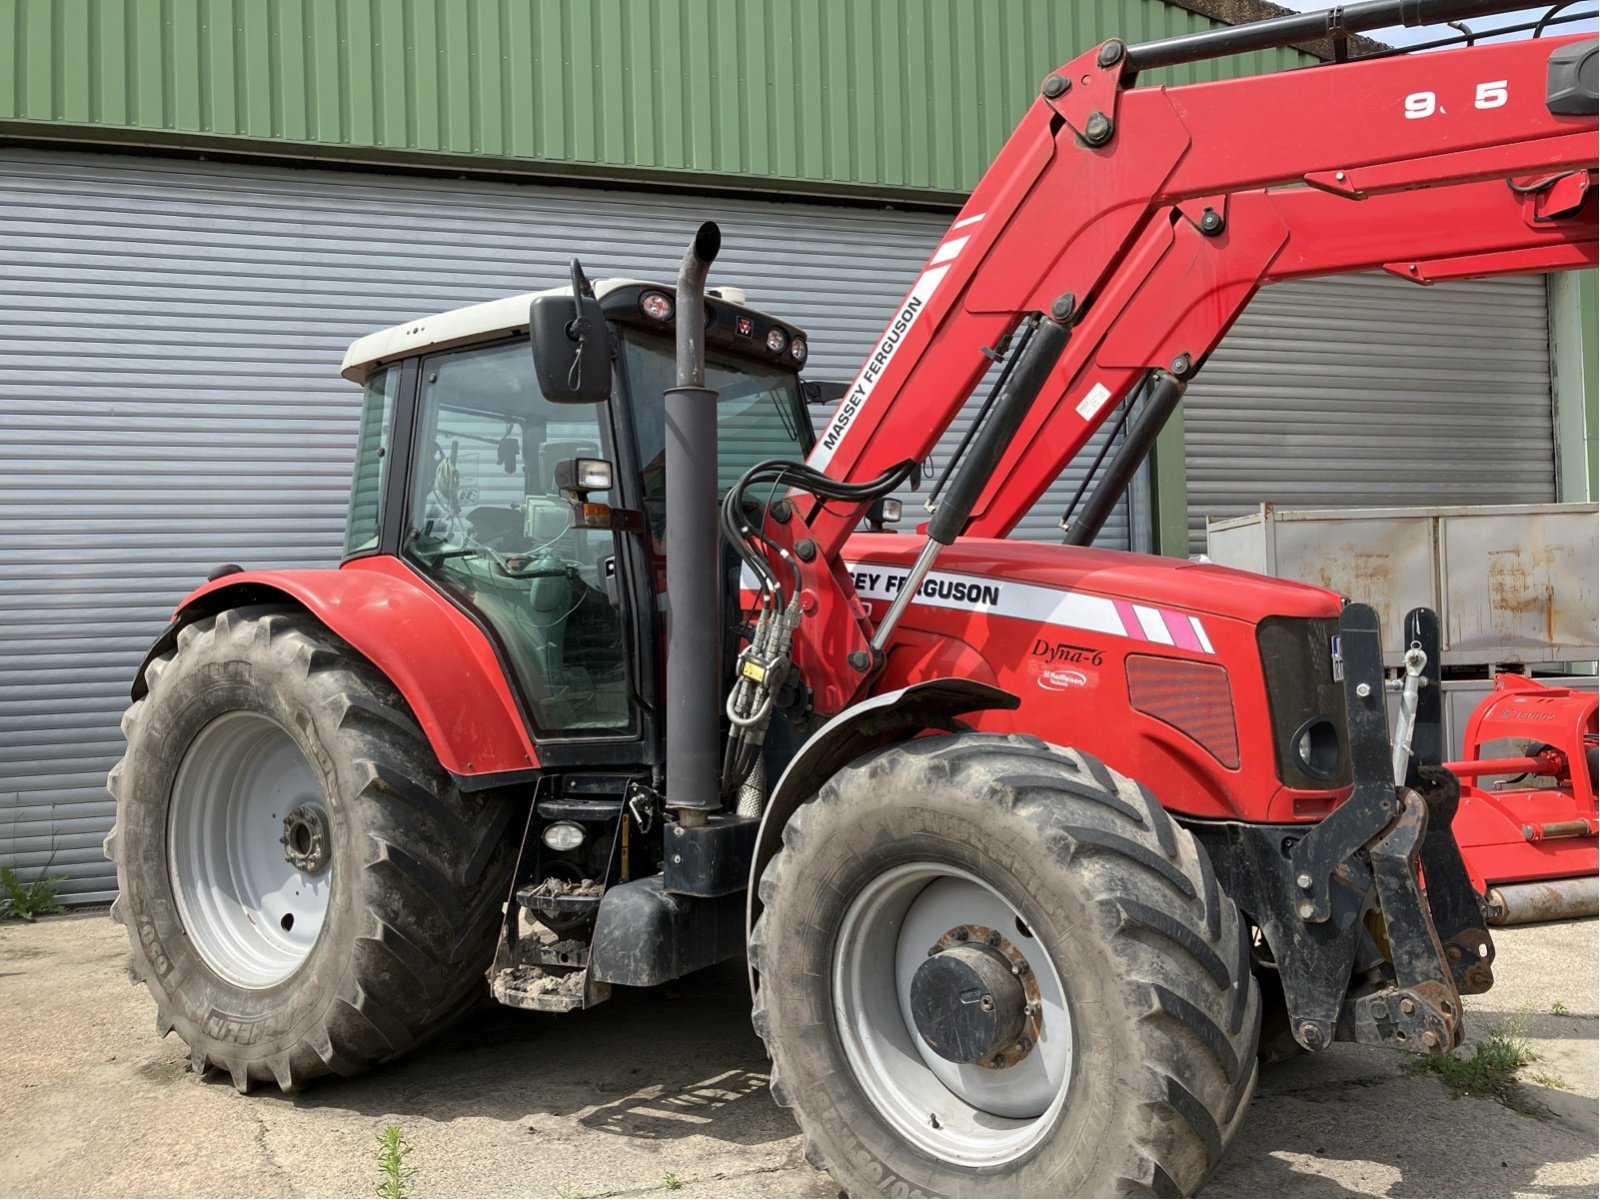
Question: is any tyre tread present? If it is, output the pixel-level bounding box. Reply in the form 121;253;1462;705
752;732;1259;1198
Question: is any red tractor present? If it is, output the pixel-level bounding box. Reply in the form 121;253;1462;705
107;2;1597;1195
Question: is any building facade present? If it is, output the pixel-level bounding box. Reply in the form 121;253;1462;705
1;0;1594;899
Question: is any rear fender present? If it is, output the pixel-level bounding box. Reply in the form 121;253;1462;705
137;557;538;783
745;679;1020;984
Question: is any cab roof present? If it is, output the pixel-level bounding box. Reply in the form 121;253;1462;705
341;278;803;384
340;278;649;383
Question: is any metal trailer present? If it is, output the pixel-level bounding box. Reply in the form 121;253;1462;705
1205;502;1599;671
1208;502;1599;922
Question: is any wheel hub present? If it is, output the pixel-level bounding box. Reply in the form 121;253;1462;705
168;710;332;988
909;942;1028;1065
280;804;330;874
832;868;1074;1165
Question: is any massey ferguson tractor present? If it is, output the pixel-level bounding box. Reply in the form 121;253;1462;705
107;2;1597;1195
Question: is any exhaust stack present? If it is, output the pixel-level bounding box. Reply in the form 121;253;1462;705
664;222;723;826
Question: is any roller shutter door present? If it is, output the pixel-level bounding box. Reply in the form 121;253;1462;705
1186;272;1555;551
0;147;1128;902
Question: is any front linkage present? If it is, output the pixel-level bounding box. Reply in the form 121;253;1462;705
1190;602;1494;1056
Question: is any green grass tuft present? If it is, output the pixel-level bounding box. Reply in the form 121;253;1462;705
663;1172;683;1191
376;1125;415;1199
1409;1010;1544;1114
1550;1000;1569;1016
0;865;67;921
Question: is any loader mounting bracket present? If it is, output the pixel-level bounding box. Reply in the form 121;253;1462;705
1187;603;1487;1054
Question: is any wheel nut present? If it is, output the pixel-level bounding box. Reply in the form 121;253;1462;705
1401;998;1416;1015
1296;873;1312;890
1422;1030;1442;1052
1296;900;1315;920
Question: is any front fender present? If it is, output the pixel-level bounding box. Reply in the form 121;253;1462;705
139;556;538;782
745;678;1019;987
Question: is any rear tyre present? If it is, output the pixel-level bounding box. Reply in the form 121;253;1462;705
751;733;1261;1197
104;606;515;1092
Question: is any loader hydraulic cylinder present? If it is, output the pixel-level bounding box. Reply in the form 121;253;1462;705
1062;369;1186;547
664;222;723;826
1123;0;1535;72
870;307;1074;653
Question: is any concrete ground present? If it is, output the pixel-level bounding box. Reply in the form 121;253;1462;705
0;913;1594;1199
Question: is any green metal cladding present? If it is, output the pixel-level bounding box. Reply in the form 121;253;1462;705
0;0;1311;201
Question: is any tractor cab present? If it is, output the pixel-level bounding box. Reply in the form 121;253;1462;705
338;280;813;746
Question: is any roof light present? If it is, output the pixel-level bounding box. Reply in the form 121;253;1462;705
640;291;674;321
790;337;807;363
766;327;789;354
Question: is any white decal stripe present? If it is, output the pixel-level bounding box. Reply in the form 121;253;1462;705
1190;616;1215;655
929;235;970;265
1134;604;1175;646
950;213;986;229
846;563;1132;641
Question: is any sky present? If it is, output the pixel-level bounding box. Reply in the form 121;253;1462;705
1271;2;1596;48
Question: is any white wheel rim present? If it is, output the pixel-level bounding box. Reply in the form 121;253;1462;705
168;711;332;988
832;863;1073;1167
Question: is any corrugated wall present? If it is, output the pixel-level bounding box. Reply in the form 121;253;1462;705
0;0;1310;199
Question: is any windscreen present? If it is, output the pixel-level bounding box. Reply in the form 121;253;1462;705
620;331;808;537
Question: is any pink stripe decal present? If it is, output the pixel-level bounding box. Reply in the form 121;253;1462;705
1112;599;1144;641
1163;610;1204;652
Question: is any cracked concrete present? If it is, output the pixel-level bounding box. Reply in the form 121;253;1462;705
0;912;1594;1197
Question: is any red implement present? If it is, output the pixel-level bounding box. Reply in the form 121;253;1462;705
1447;674;1599;922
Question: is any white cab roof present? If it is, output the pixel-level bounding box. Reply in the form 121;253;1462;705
340;278;654;383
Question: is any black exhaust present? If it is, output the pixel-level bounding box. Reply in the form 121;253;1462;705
664;222;723;826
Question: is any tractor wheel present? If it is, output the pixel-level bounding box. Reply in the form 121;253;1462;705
751;732;1260;1198
104;605;515;1092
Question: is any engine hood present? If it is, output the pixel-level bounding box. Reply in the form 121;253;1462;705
842;534;1342;624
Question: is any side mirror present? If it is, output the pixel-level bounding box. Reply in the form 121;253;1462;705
529;259;611;404
801;379;849;407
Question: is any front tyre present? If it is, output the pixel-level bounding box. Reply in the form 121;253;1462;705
751;733;1261;1198
104;606;515;1092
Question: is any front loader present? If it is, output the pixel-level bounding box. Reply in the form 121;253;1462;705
107;2;1597;1195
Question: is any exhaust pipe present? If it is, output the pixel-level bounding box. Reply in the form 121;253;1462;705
664;222;723;827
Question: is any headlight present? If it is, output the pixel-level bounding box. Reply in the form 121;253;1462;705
790;337;807;363
766;327;789;354
640;291;674;321
1292;717;1341;781
541;821;586;852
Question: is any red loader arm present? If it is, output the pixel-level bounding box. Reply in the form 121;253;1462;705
803;31;1598;559
965;175;1597;537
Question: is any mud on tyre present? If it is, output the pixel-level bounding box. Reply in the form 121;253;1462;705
104;605;515;1092
751;732;1261;1197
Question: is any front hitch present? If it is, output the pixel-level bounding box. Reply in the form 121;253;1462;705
1190;602;1494;1055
